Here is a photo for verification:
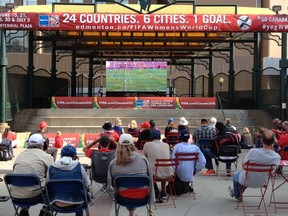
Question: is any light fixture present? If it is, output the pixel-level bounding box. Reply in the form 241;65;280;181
219;77;224;92
272;5;282;14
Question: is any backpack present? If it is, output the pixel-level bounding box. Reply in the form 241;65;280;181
0;138;13;161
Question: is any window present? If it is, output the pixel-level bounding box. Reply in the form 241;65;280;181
46;0;61;5
70;0;84;3
0;0;14;7
23;0;37;5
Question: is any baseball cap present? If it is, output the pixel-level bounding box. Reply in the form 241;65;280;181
180;130;190;140
119;134;134;145
168;118;174;124
38;121;48;129
28;134;46;146
140;122;151;129
151;129;161;140
61;145;77;158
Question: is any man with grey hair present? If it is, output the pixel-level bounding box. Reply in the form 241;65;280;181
12;133;54;216
228;130;280;201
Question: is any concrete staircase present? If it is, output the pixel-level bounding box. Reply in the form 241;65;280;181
10;109;272;134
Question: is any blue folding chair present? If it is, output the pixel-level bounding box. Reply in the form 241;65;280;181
45;179;90;216
114;175;152;216
4;173;44;216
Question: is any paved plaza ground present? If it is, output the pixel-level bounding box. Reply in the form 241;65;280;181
1;148;288;216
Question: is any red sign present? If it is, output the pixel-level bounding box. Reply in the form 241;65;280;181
95;97;135;109
178;97;217;109
46;133;81;148
0;13;288;32
137;97;176;109
84;133;100;146
53;96;94;108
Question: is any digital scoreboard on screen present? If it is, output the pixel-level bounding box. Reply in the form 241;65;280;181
106;61;167;92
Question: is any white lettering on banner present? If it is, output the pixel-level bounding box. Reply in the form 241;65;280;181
202;15;230;24
153;15;186;24
78;14;137;24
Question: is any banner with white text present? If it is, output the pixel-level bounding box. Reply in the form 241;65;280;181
1;13;288;32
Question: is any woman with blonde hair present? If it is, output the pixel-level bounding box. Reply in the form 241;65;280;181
107;134;155;216
240;127;254;149
112;117;125;135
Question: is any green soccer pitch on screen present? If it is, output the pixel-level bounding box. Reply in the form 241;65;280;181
106;61;167;92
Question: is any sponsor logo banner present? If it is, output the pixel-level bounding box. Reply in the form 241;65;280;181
54;97;94;108
137;97;176;109
178;97;217;109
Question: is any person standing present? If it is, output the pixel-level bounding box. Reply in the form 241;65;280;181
228;130;280;200
53;131;64;149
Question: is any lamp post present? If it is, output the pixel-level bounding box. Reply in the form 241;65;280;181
219;77;224;92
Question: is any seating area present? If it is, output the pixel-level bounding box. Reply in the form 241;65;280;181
1;148;288;216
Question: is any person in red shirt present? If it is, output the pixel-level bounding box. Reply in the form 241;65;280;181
54;131;64;149
2;127;18;148
83;135;116;158
100;121;120;142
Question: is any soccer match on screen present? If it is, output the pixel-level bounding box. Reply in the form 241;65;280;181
106;61;167;92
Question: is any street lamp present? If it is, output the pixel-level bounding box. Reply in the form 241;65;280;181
219;77;224;92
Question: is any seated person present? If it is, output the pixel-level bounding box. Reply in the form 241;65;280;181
136;122;152;150
202;122;241;177
112;117;125;136
47;145;89;216
100;121;120;145
107;134;155;216
126;120;139;135
170;130;206;195
228;130;280;201
83;135;116;158
2;127;18;148
12;134;54;216
163;118;178;142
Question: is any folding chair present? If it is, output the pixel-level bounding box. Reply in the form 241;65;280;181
0;177;10;202
215;145;239;177
154;158;178;209
269;159;288;213
166;132;180;147
114;175;152;216
90;150;115;202
236;162;274;216
197;138;213;152
175;153;199;199
45;179;90;216
4;173;44;216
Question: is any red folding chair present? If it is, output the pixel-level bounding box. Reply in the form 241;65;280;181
175;153;199;199
154;158;178;209
236;162;274;216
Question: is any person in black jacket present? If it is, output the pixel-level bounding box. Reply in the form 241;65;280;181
202;122;241;176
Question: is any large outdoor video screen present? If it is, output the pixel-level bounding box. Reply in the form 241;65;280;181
106;61;167;92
